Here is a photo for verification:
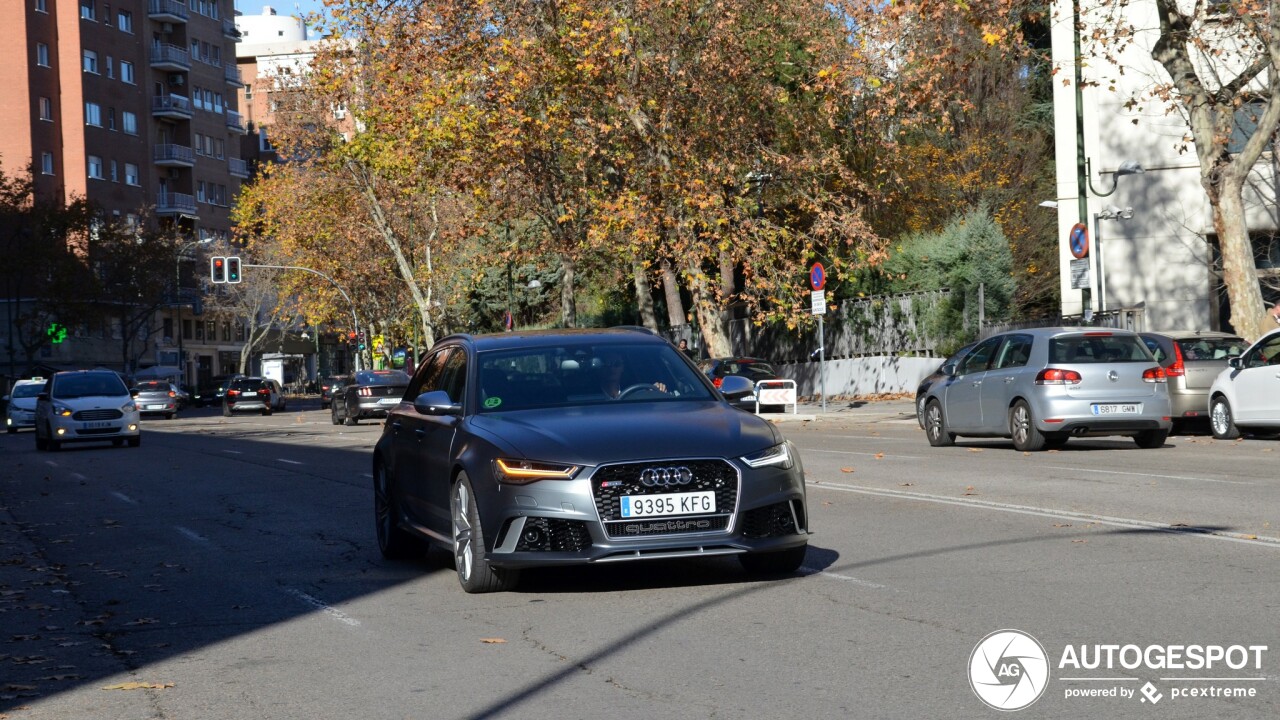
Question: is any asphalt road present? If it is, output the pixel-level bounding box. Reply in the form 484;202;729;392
1;401;1277;719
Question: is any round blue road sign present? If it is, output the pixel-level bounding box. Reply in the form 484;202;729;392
810;262;826;291
1069;223;1089;259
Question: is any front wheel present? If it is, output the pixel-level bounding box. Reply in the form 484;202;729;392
452;474;519;593
1010;400;1046;451
1133;429;1168;449
1210;397;1241;439
739;545;807;575
924;400;954;447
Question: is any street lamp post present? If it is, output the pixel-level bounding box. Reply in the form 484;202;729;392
175;237;212;386
1092;205;1133;314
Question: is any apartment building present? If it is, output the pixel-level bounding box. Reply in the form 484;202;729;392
1;0;248;384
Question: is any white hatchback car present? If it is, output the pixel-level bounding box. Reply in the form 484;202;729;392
5;378;46;433
34;370;141;450
1207;329;1280;439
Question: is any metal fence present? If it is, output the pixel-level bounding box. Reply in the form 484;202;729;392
978;307;1146;340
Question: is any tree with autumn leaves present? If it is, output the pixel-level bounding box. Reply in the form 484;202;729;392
241;0;1040;353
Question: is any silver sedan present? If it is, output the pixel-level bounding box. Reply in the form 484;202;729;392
921;327;1172;451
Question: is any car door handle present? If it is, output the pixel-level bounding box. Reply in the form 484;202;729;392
391;421;401;433
971;380;982;386
414;429;425;440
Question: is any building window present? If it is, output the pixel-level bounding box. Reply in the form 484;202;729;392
35;0;47;13
83;50;98;74
88;155;104;179
214;139;224;159
124;162;139;186
197;181;206;203
183;319;192;341
245;84;253;99
221;322;231;342
122;111;137;135
41;152;54;175
37;43;49;67
121;61;134;84
236;323;245;341
117;9;132;32
205;321;216;340
109;159;118;182
80;0;95;21
85;102;102;127
195;321;204;341
39;97;52;121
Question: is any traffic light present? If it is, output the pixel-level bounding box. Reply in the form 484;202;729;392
358;330;367;351
226;256;241;284
211;256;226;283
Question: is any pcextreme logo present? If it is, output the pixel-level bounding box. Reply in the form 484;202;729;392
969;629;1051;711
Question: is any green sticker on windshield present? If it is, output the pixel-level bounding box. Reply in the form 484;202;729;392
483;396;503;408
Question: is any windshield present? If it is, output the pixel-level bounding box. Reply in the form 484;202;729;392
477;343;715;413
12;384;43;399
52;373;128;399
1049;334;1153;363
133;382;168;392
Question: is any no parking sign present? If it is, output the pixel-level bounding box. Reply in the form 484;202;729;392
1069;223;1089;259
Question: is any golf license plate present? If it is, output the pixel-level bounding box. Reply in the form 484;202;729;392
147;404;166;410
1092;403;1140;415
620;491;715;518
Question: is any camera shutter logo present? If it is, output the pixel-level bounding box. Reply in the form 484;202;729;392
969;629;1050;711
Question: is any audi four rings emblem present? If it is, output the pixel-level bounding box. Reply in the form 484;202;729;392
639;466;694;487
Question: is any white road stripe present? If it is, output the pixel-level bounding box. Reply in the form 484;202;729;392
111;491;137;505
285;588;360;627
800;566;889;589
175;526;210;544
71;472;87;481
222;449;242;454
1042;464;1252;486
810;481;1280;547
45;461;58;467
277;459;303;465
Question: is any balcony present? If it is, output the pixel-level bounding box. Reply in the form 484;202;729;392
151;93;192;120
225;110;247;135
228;157;250;178
224;65;244;88
222;19;241;40
155;191;197;216
147;0;189;23
150;44;190;72
153;144;195;167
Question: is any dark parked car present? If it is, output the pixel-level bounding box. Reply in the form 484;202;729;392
192;374;241;407
130;381;181;419
332;370;410;425
373;328;810;593
916;342;976;428
697;357;782;411
1139;330;1248;433
223;377;284;416
319;375;350;410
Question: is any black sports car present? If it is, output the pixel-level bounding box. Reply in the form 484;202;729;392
373;328;810;593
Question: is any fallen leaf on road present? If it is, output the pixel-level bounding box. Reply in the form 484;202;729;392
1244;534;1258;540
874;453;884;460
480;638;506;644
967;448;984;453
125;619;157;626
102;682;173;691
900;483;913;487
840;467;854;473
1053;523;1071;528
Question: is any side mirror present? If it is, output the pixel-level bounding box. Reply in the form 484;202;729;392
130;388;140;397
717;375;754;402
939;362;957;377
37;392;49;401
1227;356;1241;369
414;390;461;416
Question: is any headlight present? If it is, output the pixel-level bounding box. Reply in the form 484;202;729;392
53;404;73;417
121;401;137;412
741;443;793;469
494;458;580;485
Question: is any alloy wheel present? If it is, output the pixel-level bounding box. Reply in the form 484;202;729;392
452;482;474;582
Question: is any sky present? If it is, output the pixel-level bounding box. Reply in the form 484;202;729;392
234;0;326;21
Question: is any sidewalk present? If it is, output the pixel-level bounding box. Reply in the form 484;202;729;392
760;395;918;423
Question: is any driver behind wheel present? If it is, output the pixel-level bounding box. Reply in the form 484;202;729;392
596;351;666;398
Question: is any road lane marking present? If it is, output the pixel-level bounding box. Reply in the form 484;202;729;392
810;481;1280;547
803;448;925;460
71;472;87;481
45;461;58;467
175;526;210;545
1042;465;1252;486
222;449;242;454
111;492;138;505
285;588;360;627
800;566;889;589
277;459;303;465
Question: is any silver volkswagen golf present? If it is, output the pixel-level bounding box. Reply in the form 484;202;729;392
920;328;1172;451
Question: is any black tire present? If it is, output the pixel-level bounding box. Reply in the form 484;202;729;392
345;414;358;426
374;460;420;559
165;413;174;420
451;473;519;593
261;407;272;416
7;427;17;434
222;403;232;417
1009;400;1046;451
1210;396;1241;440
1134;429;1169;449
1043;434;1069;450
923;400;954;447
739;544;807;575
331;407;342;425
127;436;140;448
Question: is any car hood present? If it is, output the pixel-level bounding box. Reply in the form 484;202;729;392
467;401;782;464
49;395;132;410
8;397;37;411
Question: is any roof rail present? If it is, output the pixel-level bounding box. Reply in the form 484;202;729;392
609;325;658;335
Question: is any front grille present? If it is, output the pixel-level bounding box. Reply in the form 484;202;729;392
740;501;800;539
593;459;738;539
73;409;123;421
514;518;593;552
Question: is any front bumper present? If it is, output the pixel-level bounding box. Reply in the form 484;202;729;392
477;455;809;570
47;414;140;441
7;409;35;429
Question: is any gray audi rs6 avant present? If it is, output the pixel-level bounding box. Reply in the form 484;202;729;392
373;327;810;593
